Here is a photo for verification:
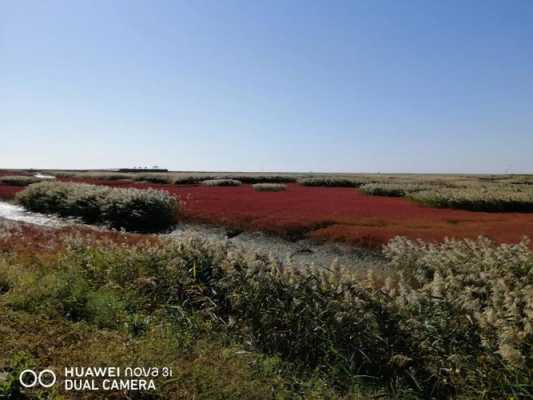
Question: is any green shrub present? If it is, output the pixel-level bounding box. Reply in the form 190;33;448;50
0;352;37;398
16;181;179;231
0;176;42;186
201;179;242;187
85;288;127;329
6;267;90;321
252;183;287;192
63;184;111;222
15;180;72;213
102;187;180;231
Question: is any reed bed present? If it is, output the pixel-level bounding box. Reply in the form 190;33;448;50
15;181;179;231
201;179;242;187
410;186;533;212
132;173;174;184
298;177;369;187
360;182;432;197
252;183;287;192
52;171;135;181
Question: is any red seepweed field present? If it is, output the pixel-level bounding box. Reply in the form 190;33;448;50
0;185;22;200
6;177;527;248
2;174;533;399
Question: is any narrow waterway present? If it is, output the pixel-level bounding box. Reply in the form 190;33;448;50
34;173;56;179
0;201;66;227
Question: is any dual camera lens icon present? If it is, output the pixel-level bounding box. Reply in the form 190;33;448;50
19;369;57;388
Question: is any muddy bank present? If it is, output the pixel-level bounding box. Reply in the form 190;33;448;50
0;200;386;270
168;223;387;271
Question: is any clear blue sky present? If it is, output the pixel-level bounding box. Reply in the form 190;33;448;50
2;0;532;173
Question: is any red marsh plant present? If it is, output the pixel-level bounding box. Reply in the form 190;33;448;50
40;177;533;247
0;185;23;200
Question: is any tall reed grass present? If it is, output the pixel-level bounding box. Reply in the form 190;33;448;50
15;181;179;231
1;229;529;399
201;179;242;186
298;177;368;187
360;183;432;197
410;186;533;212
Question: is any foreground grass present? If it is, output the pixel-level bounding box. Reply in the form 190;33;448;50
1;307;355;399
0;223;385;399
0;220;531;399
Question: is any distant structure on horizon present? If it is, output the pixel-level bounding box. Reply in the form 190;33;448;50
118;167;168;173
